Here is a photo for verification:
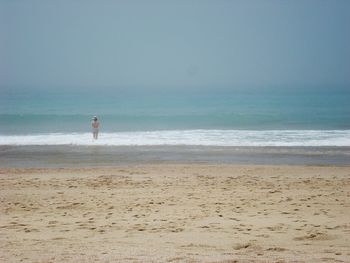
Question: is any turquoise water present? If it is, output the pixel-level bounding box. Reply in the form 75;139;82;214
1;89;350;133
0;89;350;146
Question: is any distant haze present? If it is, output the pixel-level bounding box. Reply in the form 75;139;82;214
1;0;350;92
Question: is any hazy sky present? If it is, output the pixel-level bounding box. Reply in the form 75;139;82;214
1;0;350;92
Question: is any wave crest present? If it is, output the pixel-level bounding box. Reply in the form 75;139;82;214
1;130;350;146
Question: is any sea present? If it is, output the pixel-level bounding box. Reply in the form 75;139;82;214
0;89;350;168
0;88;349;166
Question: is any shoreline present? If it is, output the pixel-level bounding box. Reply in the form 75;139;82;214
1;145;350;168
1;164;349;262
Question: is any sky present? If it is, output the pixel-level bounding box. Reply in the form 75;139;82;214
1;0;350;93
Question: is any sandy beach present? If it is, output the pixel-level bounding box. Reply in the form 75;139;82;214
0;164;349;262
2;0;350;262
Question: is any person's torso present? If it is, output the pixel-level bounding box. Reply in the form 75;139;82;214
92;121;99;128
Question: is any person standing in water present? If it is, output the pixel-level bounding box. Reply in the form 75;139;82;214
91;116;100;140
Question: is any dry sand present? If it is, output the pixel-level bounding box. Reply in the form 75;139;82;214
0;165;349;262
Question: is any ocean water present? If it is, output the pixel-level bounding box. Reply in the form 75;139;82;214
1;89;350;146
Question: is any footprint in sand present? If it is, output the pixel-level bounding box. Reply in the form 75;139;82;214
233;242;257;250
266;247;287;252
294;232;335;241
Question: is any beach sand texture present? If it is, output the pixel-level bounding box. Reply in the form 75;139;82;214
0;165;349;262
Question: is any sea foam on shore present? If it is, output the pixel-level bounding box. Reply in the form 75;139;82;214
1;129;350;146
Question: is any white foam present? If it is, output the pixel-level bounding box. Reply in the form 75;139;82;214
0;130;350;146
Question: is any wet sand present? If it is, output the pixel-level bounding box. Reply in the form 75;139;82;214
0;165;349;262
1;145;350;168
